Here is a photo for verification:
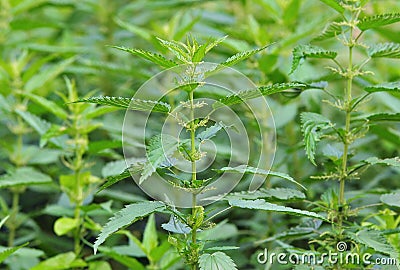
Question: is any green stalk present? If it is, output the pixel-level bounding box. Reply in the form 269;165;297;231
189;90;198;270
338;12;356;231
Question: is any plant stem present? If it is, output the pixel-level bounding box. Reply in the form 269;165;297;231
189;89;198;270
8;191;20;246
338;17;355;230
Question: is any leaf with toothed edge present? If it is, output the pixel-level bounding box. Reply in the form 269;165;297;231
358;13;400;31
318;0;344;14
74;96;171;113
229;199;328;221
199;252;238;270
368;43;400;58
216;165;306;190
364;82;400;93
291;45;337;74
111;46;178;68
300;112;333;166
213;82;310;109
93;201;165;254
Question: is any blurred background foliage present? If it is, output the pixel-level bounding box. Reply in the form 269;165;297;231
0;0;399;269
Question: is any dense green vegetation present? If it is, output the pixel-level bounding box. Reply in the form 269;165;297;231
0;0;399;269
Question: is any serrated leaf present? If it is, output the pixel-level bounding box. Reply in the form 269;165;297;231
197;122;224;142
366;113;400;122
318;0;344;14
22;92;68;120
220;44;271;68
156;38;189;62
358;13;400;31
381;192;400;208
368;43;400;58
300;112;333;166
111;46;178;68
0;167;52;188
229;199;327;221
93;201;165;254
213;82;309;109
313;22;343;41
291;45;337;73
225;188;305;201
199;252;237;270
192;36;227;62
216;165;306;190
15;110;50;135
140;134;178;184
97;163;144;193
363;157;400;167
75;96;171;113
364;82;400;93
0;243;28;263
352;229;398;259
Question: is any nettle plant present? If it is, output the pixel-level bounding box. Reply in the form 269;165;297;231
290;0;400;268
77;36;327;269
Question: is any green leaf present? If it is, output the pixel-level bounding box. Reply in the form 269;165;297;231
111;46;178;68
363;157;400;167
381;192;400;208
219;44;271;68
229;199;327;221
140;134;178;184
300;112;333;166
0;167;52;188
24;57;75;93
216;165;306;189
366;113;400;122
364;82;400;93
88;261;112;270
156;38;189;62
318;0;344;14
192;36;227;62
351;229;398;259
97;163;144;193
291;45;337;73
31;252;86;270
53;217;78;236
358;13;400;31
93;201;165;254
15;110;50;135
225;188;306;201
0;243;28;263
368;43;400;58
21;93;68;120
313;22;343;41
199;252;238;270
75;96;171;113
98;246;145;270
197;122;224;142
143;214;158;254
213;82;309;108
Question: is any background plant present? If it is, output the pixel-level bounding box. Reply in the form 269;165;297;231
0;0;399;269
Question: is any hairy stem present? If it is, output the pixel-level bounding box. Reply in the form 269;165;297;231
338;15;355;232
189;90;198;270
